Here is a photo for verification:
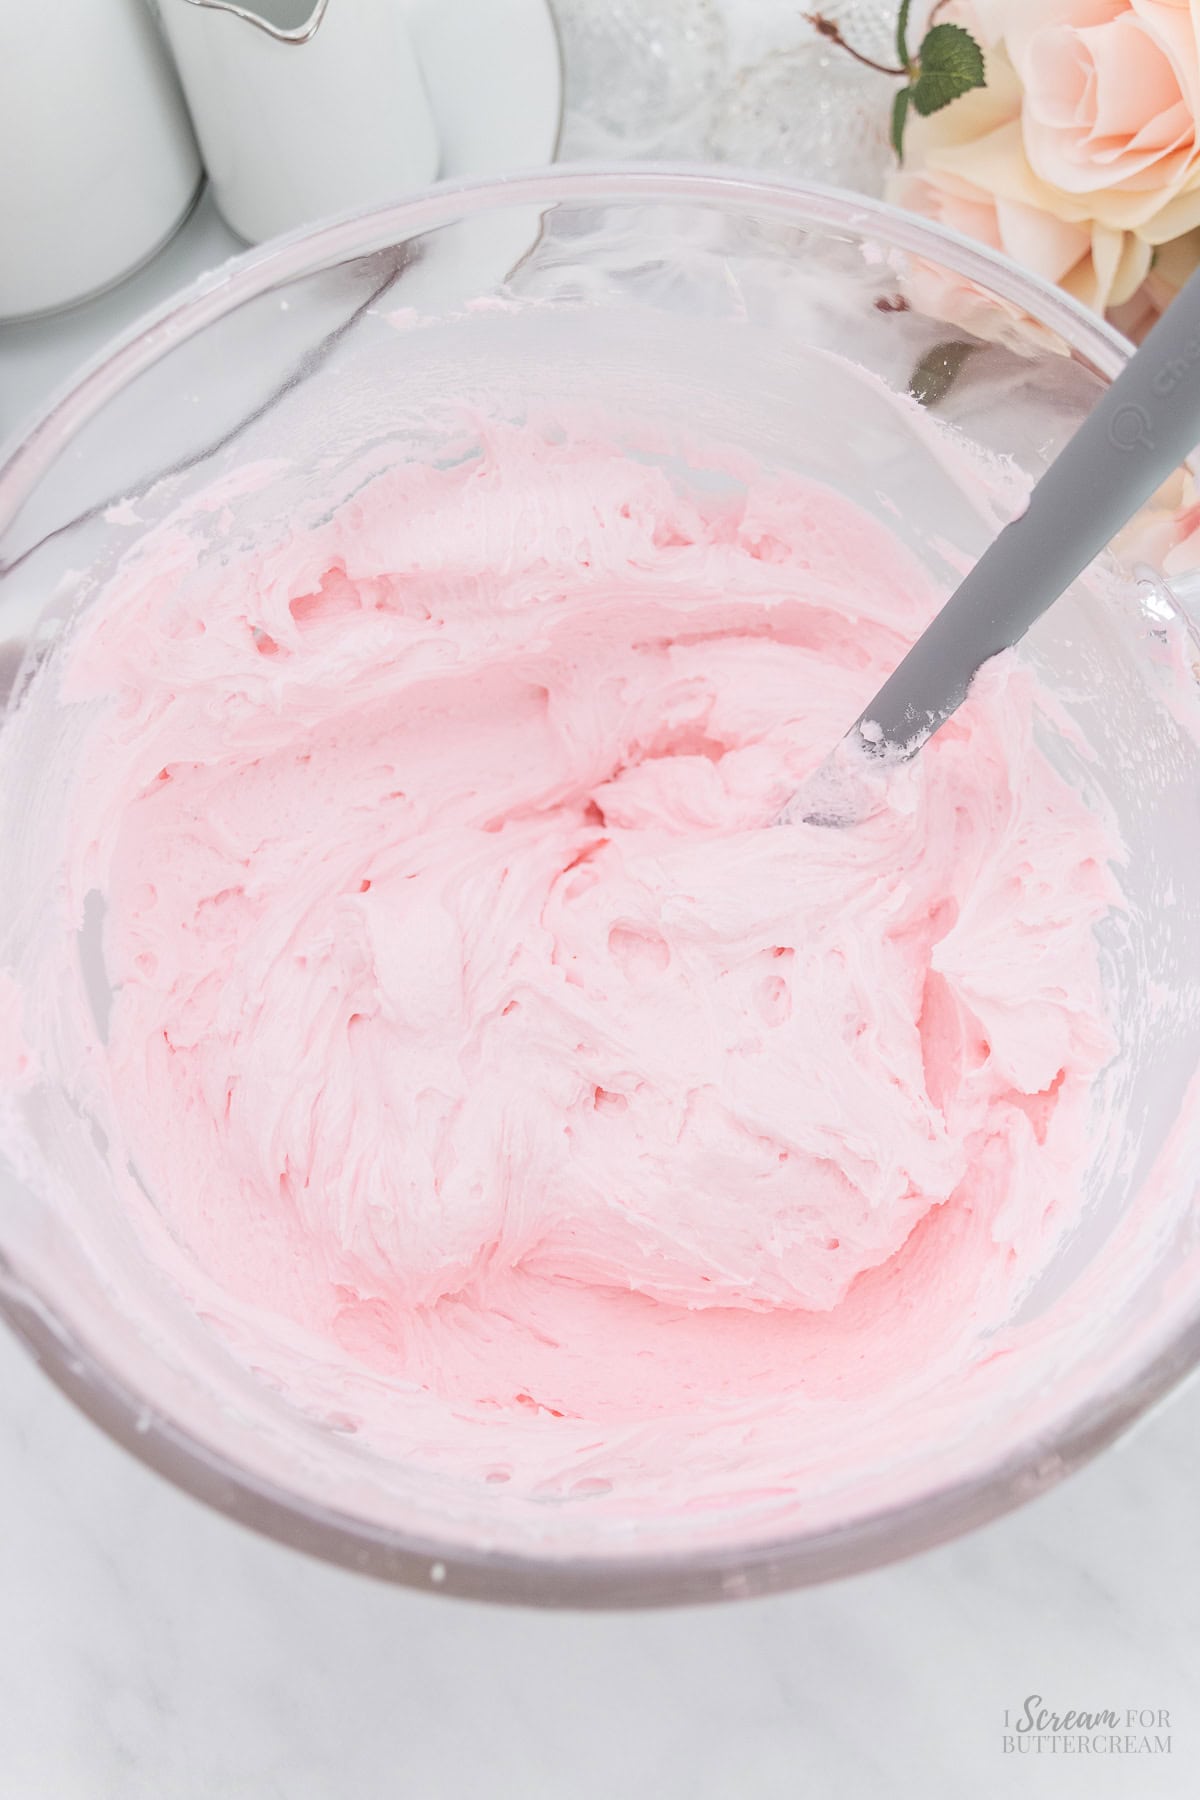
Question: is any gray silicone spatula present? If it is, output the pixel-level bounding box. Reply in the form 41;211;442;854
783;263;1200;828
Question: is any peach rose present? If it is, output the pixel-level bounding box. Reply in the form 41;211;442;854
1005;0;1200;240
888;36;1152;313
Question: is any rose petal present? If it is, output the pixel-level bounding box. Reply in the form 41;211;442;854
1085;17;1183;142
1131;0;1200;118
1022;24;1095;129
994;195;1092;281
1136;178;1200;240
891;170;1005;252
1108;227;1155;303
1005;0;1126;72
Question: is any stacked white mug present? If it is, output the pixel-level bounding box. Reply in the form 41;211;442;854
0;0;202;320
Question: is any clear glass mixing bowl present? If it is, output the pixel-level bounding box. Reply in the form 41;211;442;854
2;168;1200;1607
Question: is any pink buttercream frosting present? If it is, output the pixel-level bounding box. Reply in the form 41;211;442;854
12;419;1125;1511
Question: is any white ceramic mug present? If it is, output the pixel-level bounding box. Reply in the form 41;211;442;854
157;0;441;245
0;0;202;320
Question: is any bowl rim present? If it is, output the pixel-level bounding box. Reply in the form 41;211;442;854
2;162;1189;1609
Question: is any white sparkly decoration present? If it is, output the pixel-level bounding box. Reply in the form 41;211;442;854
708;3;898;196
813;0;901;65
552;0;731;158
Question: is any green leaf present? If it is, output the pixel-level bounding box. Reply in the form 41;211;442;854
910;22;986;116
908;340;977;409
896;0;913;69
891;86;911;161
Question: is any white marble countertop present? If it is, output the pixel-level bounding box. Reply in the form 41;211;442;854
1;1317;1198;1798
3;184;1200;1800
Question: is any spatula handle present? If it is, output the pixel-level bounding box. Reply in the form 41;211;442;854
854;262;1200;756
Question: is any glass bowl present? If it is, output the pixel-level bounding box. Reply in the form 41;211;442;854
2;168;1200;1608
